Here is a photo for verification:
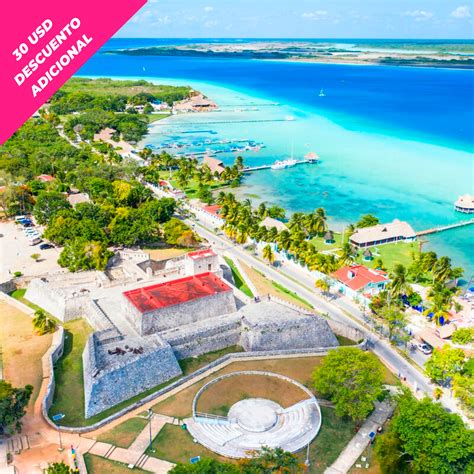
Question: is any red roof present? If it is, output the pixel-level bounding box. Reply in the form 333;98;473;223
203;204;222;218
187;249;216;260
123;272;231;314
36;174;55;182
332;265;388;292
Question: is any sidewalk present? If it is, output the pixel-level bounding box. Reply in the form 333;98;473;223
325;401;393;474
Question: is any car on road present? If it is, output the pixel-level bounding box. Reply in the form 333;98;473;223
417;343;433;355
39;243;54;250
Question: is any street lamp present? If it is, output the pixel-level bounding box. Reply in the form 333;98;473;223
305;442;310;467
148;408;153;452
52;413;65;452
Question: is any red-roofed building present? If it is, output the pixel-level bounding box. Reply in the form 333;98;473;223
332;265;389;301
123;272;236;335
201;204;224;227
36;174;55;182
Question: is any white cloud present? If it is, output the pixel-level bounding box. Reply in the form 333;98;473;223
301;10;328;20
404;10;434;21
204;6;214;13
450;6;471;19
204;20;218;28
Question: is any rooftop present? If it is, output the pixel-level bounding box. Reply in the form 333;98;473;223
260;216;288;232
187;248;217;260
36;174;55;182
202;204;223;218
350;219;416;245
123;272;231;314
203;156;226;174
455;194;474;210
333;265;389;292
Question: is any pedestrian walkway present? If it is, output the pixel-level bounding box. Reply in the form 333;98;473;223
85;413;175;473
324;401;393;474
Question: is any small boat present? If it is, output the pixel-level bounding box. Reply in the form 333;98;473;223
319;88;326;97
271;159;298;170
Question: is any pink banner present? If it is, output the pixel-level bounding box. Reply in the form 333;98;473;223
0;0;146;144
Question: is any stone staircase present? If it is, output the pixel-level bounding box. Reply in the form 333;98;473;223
6;435;30;454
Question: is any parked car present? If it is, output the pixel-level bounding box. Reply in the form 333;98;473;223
28;237;42;246
417;343;433;355
39;243;54;250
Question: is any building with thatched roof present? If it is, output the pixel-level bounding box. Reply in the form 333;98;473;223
363;249;373;261
454;195;474;214
202;156;226;176
349;219;416;248
324;231;335;244
260;216;288;232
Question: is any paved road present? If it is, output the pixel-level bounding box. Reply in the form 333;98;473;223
188;217;434;397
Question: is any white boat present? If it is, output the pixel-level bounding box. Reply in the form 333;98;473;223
271;158;298;170
319;88;326;97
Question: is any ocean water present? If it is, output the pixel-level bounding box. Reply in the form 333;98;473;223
78;39;474;276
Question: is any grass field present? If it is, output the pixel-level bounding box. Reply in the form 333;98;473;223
196;373;308;416
239;260;313;310
310;233;345;252
96;417;148;448
146;423;231;465
349;444;380;473
295;406;358;473
224;256;253;297
48;319;93;425
354;241;419;274
0;301;52;407
146;113;170;123
84;454;151;474
170;177;227;200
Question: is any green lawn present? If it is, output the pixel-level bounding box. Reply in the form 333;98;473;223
170;177;227;200
354;241;419;274
295;406;358;473
84;454;151;474
146;113;170;123
271;280;314;309
224;256;254;298
310;233;345;252
179;345;244;376
96;417;148;448
146;423;230;465
336;335;358;346
48;319;93;425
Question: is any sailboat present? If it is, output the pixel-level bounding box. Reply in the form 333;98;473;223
319;88;326;97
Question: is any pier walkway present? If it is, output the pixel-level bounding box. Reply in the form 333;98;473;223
243;159;317;172
152;118;292;127
416;219;474;237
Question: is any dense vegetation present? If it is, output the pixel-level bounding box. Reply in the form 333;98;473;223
0;380;33;434
374;393;474;473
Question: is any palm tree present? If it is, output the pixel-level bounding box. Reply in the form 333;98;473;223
420;251;438;274
262;244;275;265
277;230;292;251
257;202;267;219
32;310;56;335
388;264;412;301
288;212;306;234
339;243;355;266
432;256;452;284
315;278;330;297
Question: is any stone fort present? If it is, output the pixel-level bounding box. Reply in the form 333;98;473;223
25;249;339;418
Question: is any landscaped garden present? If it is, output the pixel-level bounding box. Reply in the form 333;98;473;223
84;453;151;474
224;256;253;297
96;417;149;448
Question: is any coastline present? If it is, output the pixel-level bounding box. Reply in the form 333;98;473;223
78;74;474;275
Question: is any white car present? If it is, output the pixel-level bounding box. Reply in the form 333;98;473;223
417;343;433;355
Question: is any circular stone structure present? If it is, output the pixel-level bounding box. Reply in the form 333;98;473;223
228;398;280;432
186;370;322;458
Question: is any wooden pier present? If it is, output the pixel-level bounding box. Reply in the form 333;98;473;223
416;219;474;237
243;159;318;173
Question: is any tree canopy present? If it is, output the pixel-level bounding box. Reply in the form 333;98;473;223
312;347;384;421
0;381;33;434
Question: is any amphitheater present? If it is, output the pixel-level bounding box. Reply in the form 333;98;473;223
185;371;321;458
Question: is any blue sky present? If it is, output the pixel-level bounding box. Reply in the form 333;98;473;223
116;0;474;39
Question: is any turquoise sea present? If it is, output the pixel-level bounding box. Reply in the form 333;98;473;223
78;39;474;276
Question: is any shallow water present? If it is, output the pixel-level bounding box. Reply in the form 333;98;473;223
78;40;474;275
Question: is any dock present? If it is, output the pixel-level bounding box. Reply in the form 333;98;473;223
416;219;474;237
243;159;318;173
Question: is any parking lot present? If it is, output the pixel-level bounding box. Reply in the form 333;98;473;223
0;219;62;282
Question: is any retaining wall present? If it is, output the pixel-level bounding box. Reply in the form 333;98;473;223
43;336;366;434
